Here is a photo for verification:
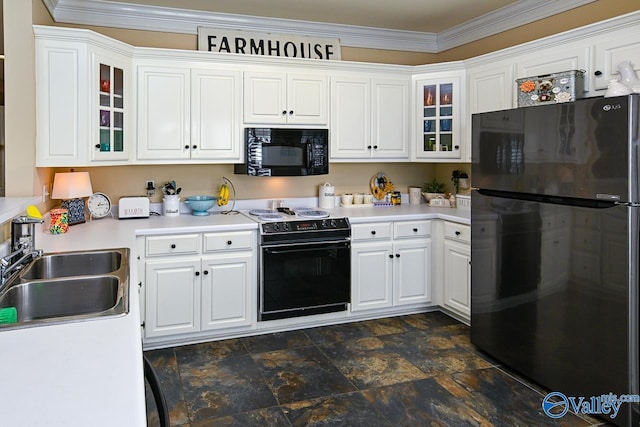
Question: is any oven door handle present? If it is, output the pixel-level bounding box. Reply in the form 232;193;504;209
263;241;350;254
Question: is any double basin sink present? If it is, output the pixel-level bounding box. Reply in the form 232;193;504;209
0;248;129;329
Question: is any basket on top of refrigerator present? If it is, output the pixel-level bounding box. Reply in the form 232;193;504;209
516;70;585;107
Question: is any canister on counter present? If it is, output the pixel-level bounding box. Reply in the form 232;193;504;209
391;191;401;205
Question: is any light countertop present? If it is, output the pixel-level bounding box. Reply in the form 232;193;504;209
0;201;468;426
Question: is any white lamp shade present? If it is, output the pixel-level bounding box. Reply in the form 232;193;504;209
51;172;93;199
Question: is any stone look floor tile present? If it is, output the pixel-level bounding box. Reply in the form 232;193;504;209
251;346;357;404
145;347;190;427
320;336;428;388
189;406;290;427
179;354;278;423
242;330;313;354
144;313;612;426
281;392;393;427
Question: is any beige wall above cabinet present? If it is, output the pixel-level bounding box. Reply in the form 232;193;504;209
35;26;134;167
330;75;410;162
243;71;328;125
135;62;242;163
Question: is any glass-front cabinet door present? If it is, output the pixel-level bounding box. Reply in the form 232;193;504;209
414;75;462;160
92;53;130;161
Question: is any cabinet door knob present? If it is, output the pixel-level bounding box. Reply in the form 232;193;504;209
389;254;394;259
203;270;209;275
395;253;400;258
184;145;190;150
170;244;176;249
289;110;294;115
282;110;287;115
455;231;461;236
594;70;603;76
413;228;418;232
192;145;197;149
454;145;459;150
227;240;232;245
371;230;376;235
95;144;100;149
195;271;200;276
373;145;378;149
367;145;372;149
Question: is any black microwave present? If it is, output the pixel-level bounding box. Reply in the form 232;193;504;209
234;128;329;176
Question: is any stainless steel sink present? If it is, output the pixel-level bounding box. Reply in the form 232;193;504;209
0;248;129;329
20;249;123;280
0;276;123;322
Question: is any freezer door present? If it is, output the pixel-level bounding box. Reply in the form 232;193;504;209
471;94;639;203
471;192;639;426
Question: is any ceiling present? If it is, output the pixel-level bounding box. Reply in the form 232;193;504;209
43;0;596;53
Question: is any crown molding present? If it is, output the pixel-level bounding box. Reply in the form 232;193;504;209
437;0;596;51
43;0;596;53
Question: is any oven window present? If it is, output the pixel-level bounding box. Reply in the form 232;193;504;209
262;145;304;166
261;243;350;316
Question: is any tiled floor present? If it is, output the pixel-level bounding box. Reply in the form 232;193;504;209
144;312;610;426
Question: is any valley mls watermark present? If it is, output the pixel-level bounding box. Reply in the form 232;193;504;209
542;391;640;420
197;28;341;60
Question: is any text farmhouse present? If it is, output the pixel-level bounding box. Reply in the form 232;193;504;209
197;28;342;60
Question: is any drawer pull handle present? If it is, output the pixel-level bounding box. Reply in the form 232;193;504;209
455;231;461;236
227;240;232;245
413;228;418;232
170;244;176;249
371;230;376;235
195;271;200;276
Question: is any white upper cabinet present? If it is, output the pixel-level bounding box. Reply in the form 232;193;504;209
330;74;410;161
467;62;515;115
136;64;191;161
591;28;640;92
190;68;242;161
35;26;133;166
243;71;328;125
412;69;465;162
136;63;242;163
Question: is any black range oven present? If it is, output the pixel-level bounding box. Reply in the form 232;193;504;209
258;218;350;321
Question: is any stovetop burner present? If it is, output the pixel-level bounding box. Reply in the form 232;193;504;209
296;209;330;219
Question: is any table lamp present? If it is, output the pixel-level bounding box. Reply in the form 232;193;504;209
51;172;93;225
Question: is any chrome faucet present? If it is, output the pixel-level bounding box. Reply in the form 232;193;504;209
0;247;43;291
0;215;45;292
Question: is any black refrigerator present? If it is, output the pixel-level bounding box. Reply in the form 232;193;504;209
471;94;639;426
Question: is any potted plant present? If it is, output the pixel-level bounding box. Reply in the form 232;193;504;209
422;178;447;201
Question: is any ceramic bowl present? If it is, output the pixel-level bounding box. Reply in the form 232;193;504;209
184;195;217;216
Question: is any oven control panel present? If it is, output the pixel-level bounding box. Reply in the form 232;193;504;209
261;218;350;234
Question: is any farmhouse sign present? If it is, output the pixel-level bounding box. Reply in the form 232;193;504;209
197;28;341;60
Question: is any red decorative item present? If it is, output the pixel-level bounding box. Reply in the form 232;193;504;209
100;79;110;92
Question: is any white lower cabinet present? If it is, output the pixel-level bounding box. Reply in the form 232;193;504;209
442;222;471;321
351;220;431;312
140;230;255;340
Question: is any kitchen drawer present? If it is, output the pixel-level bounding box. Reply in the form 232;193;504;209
351;222;392;241
394;220;431;239
203;231;254;252
444;222;470;243
146;234;200;256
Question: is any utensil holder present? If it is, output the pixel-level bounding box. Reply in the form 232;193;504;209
162;195;180;217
